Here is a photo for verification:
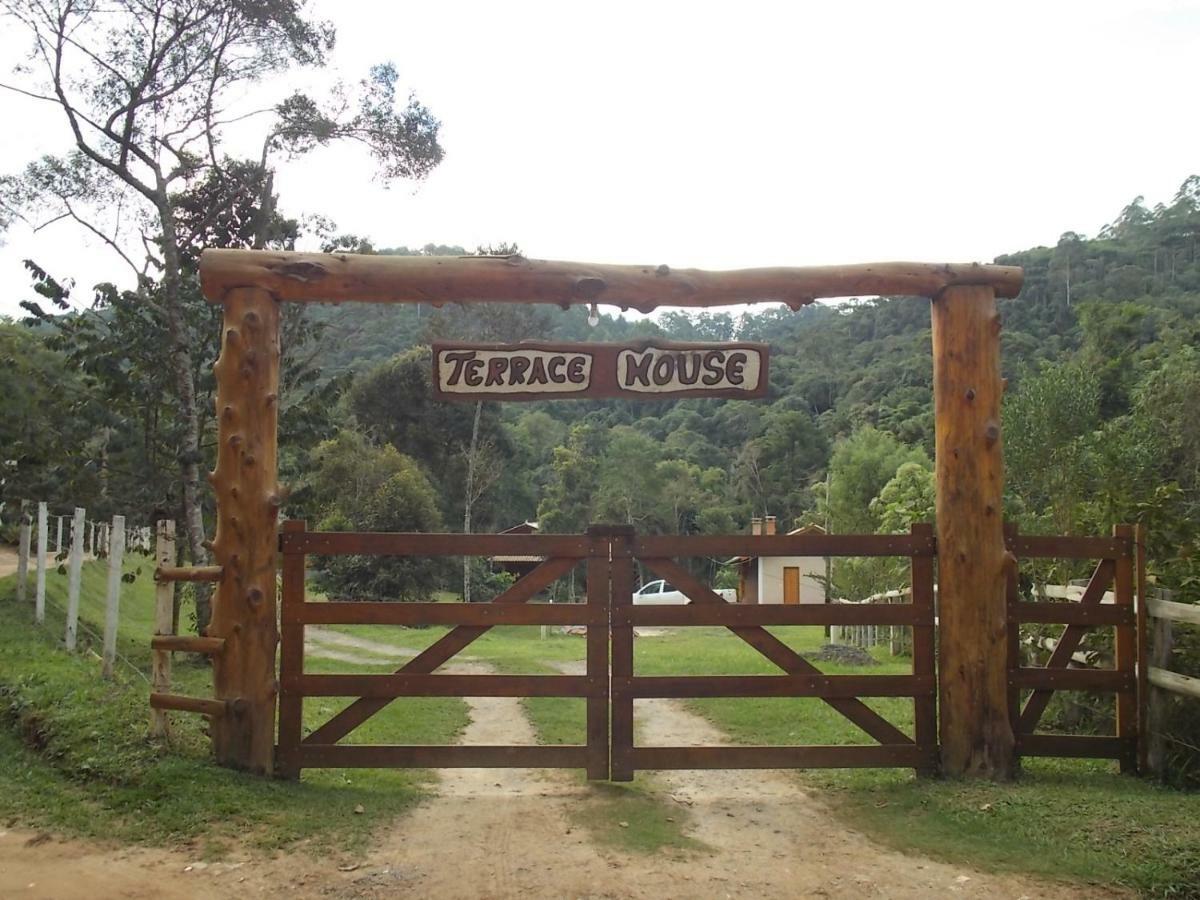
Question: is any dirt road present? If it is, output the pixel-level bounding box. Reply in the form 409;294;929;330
0;649;1124;899
0;697;1121;899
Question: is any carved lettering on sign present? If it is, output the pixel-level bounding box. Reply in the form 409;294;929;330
432;341;768;402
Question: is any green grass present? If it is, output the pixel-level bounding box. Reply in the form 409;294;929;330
4;563;1198;893
0;560;468;857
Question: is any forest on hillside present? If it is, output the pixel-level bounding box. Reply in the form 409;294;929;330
4;177;1200;611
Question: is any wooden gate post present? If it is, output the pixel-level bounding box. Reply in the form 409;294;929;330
209;286;282;774
931;284;1015;779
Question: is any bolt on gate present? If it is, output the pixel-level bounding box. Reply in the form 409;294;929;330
276;521;938;781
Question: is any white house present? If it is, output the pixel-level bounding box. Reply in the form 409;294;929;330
733;516;826;604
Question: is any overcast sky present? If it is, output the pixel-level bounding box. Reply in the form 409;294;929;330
1;0;1197;319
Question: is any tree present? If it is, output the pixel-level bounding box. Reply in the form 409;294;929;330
304;429;443;601
826;427;929;534
1004;360;1100;533
1;0;443;630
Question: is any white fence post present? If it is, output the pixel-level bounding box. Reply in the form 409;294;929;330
65;507;86;651
151;520;176;738
35;502;48;624
17;511;31;603
102;515;126;678
55;515;63;553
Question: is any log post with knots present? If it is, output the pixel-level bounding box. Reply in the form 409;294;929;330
206;286;283;775
931;284;1015;779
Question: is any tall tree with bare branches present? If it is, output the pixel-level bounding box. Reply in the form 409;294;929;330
0;0;443;631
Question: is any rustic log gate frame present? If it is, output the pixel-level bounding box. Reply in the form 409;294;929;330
175;248;1138;780
274;522;938;780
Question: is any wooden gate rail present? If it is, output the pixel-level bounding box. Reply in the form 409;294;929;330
609;523;938;779
1005;524;1142;771
276;520;610;780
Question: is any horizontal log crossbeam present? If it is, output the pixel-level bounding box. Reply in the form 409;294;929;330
200;251;1024;311
154;565;223;583
150;635;226;654
149;692;228;717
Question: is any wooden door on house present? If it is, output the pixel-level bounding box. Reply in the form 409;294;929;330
783;566;800;605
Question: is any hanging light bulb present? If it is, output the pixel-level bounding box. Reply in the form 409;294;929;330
587;302;599;327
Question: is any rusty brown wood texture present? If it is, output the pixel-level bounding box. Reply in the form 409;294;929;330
200;249;1024;311
1006;529;1144;772
266;526;1174;781
430;339;770;402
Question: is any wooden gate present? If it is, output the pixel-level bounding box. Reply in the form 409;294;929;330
608;524;938;779
277;521;612;779
276;521;938;779
1005;524;1145;771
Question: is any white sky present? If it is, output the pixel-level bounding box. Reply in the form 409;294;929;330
1;0;1198;318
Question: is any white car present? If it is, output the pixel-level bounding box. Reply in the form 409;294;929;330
632;579;737;605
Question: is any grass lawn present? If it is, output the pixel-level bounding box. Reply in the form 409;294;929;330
0;560;468;857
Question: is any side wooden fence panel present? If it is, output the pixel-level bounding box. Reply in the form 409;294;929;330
1006;525;1142;771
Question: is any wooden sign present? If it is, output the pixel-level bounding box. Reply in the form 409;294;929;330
432;340;769;401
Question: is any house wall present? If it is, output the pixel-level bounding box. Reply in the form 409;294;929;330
756;556;824;604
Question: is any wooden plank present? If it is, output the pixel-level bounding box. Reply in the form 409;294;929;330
150;693;227;717
277;520;307;780
432;339;770;402
294;674;596;698
610;528;636;782
64;507;85;651
293;601;597;627
1005;534;1022;758
302;556;579;746
150;635;225;654
1148;666;1200;700
297;744;591;769
1006;534;1130;560
1008;603;1134;626
200;250;1025;309
630;745;930;770
101;515;126;679
1146;595;1200;625
1016;734;1129;759
1011;668;1133;692
1018;558;1115;733
910;523;938;776
642;557;913;747
151;520;175;738
620;674;933;698
16;511;30;604
281;531;591;558
633;532;933;559
1135;524;1149;773
584;538;610;781
629;603;925;627
35;502;47;624
1113;524;1137;773
1147;614;1175;775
